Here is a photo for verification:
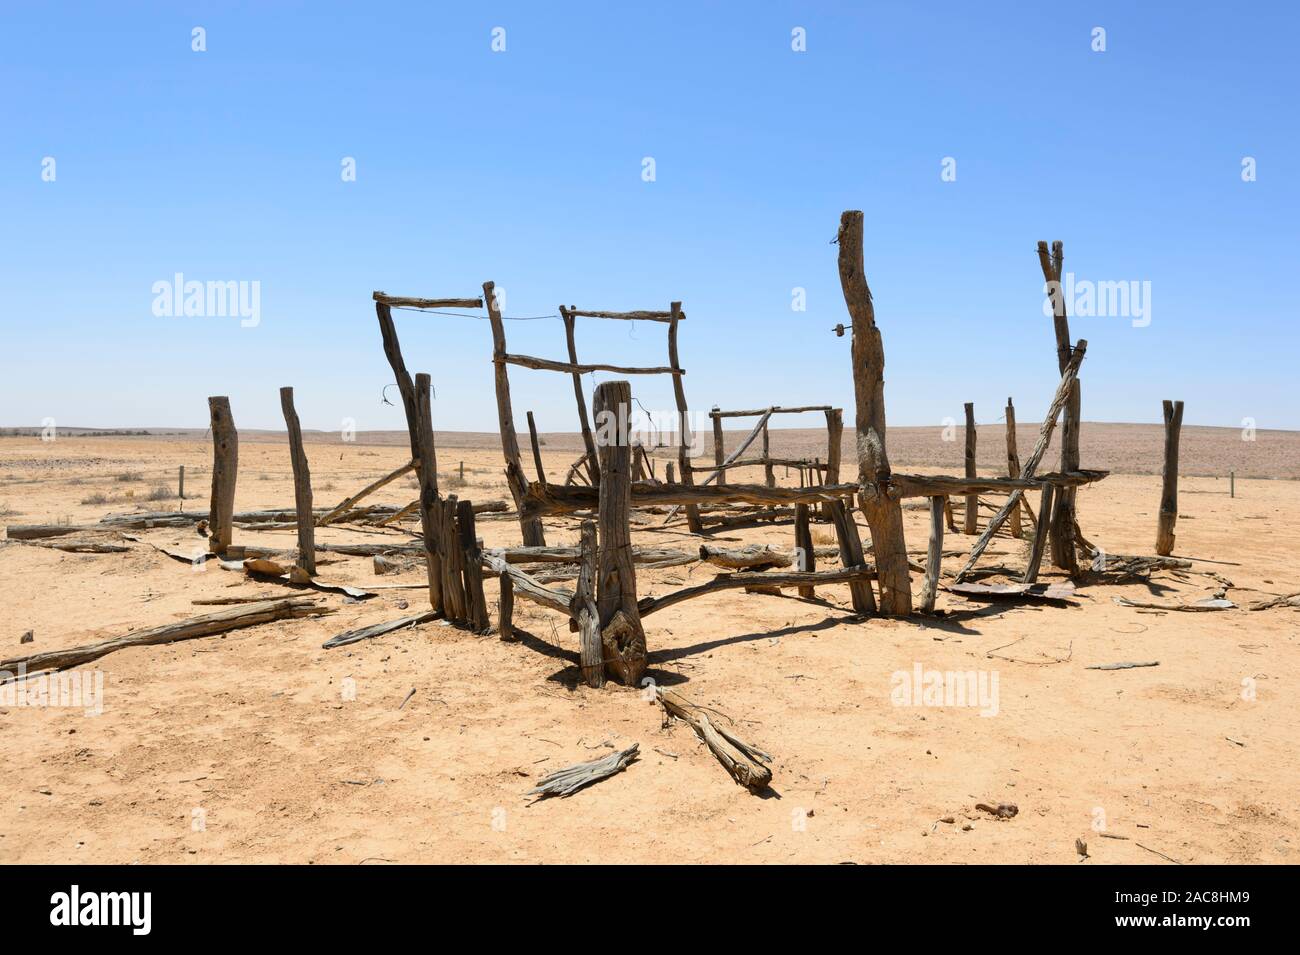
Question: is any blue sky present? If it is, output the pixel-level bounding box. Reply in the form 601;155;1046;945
2;1;1295;434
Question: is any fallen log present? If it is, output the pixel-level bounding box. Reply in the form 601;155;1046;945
946;581;1077;603
481;552;575;618
638;566;877;617
0;597;332;678
317;460;416;527
698;543;793;570
20;539;132;553
1112;596;1235;612
656;688;772;790
322;610;441;649
526;744;640;799
1086;661;1160;670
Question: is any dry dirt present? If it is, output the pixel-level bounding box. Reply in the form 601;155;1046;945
0;427;1296;864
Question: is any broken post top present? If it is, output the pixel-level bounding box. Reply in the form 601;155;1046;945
373;291;484;310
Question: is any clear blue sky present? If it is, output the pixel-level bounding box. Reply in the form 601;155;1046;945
2;1;1295;434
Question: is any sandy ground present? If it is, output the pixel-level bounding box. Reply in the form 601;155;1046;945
0;429;1296;864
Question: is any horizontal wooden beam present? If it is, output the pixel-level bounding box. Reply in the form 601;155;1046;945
638;566;877;617
373;291;484;309
890;469;1108;498
500;354;683;376
522;480;859;518
710;405;835;418
567;309;675;322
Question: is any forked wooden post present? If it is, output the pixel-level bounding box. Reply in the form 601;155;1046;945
278;387;316;574
484;280;546;546
1005;397;1022;539
207;396;238;555
963;402;978;535
667;303;703;533
1156;399;1184;556
560;306;599;485
837;210;911;614
918;496;945;613
712;408;727;487
594;380;646;685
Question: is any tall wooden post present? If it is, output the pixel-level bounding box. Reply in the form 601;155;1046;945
560;306;599;485
485;281;545;546
575;520;602;687
794;503;815;598
457;499;489;632
963;402;978;535
667;303;703;533
594;380;646;685
1005;397;1022;539
207;396;238;555
838;211;911;614
178;465;185;500
711;408;726;487
762;420;775;488
375;300;443;611
1156;399;1184;556
278;387;316;574
1039;240;1081;573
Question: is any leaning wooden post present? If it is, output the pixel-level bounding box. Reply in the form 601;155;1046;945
667;302;703;533
207;396;238;555
374;303;443;611
594;380;646;685
575;520;602;687
826;499;876;613
837;210;911;614
278;387;316;575
526;411;547;487
1156;399;1184;556
794;503;815;598
1005;397;1022;539
1039;240;1081;574
413;375;445;613
918;496;945;613
963;402;978;535
560;305;599;485
711;408;727;487
1022;483;1055;583
484;281;546;546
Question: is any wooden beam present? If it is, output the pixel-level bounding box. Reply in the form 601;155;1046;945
1156;399;1185;556
710;405;834;418
500;354;681;376
207;396;238;555
953;339;1088;582
317;460;415;527
372;291;483;309
638;566;878;617
524;480;861;518
838;210;910;613
568;308;674;322
484;281;545;546
278;387;316;574
594;380;646;685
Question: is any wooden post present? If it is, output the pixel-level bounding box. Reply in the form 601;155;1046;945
594;380;646;685
1022;483;1055;583
207;396;238;555
561;306;600;485
459;460;464;482
457;499;489;631
963;402;978;535
497;570;514;641
666;461;675;484
526;411;547;487
824;409;843;518
837;210;911;614
440;497;467;622
1156;399;1184;556
413;374;445;613
712;408;726;487
667;303;703;533
826;500;876;613
761;420;775;488
178;465;185;500
484;280;546;546
1039;241;1081;574
374;303;443;611
575;520;602;687
278;387;316;575
794;503;815;598
918;496;945;613
1230;470;1235;498
1005;397;1022;539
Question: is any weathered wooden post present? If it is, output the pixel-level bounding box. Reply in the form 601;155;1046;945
712;408;727;487
1023;483;1055;583
963;402;978;535
575;520;602;687
666;461;675;484
762;419;775;488
207;396;238;555
526;411;547;487
439;496;467;622
837;210;911;614
484;280;546;546
667;303;703;533
278;387;316;574
1156;399;1184;556
794;503;815;598
457;499;489;631
1230;470;1235;498
594;380;646;685
1005;397;1022;539
1038;240;1081;574
497;570;514;641
178;465;185;500
560;305;600;485
918;496;945;613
